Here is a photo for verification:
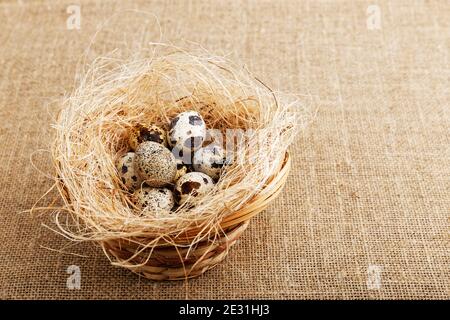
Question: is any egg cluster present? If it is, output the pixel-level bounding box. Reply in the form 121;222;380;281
116;111;228;216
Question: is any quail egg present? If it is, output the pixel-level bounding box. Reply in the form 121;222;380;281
116;152;142;190
174;172;214;205
133;187;175;215
135;141;177;187
193;144;226;180
168;111;206;152
128;124;168;151
175;158;189;180
171;146;192;180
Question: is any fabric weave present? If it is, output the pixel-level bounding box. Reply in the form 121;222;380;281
0;0;448;299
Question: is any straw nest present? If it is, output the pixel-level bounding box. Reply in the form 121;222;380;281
50;46;311;280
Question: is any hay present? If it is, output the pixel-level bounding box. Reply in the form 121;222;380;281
48;44;312;277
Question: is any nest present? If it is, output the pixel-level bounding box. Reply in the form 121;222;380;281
50;46;311;280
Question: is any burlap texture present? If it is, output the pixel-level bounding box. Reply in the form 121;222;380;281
0;0;448;299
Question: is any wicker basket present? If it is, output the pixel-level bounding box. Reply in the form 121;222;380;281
51;50;303;281
97;152;291;280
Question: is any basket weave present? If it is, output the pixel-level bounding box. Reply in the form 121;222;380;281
98;152;292;280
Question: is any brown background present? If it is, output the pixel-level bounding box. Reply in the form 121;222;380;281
0;0;448;299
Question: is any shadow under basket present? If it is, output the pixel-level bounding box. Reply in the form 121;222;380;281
71;153;291;281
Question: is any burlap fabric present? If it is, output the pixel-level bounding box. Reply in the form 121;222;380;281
0;0;448;299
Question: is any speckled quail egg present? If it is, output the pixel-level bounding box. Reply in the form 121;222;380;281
175;158;189;180
116;152;142;190
171;146;192;180
128;124;168;151
168;111;206;152
135;141;177;187
174;172;214;205
133;187;175;215
193;144;226;180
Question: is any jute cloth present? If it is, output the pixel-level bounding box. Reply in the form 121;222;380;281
0;0;448;299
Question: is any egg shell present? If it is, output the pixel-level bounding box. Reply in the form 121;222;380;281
129;124;168;151
116;152;142;190
171;146;193;180
193;144;226;180
133;187;175;215
168;111;206;152
135;141;177;187
174;172;214;205
175;158;189;180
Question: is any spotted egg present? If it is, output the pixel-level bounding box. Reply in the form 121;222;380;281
135;141;177;187
193;144;226;180
174;172;214;205
171;146;192;181
128;124;168;151
116;152;142;190
133;187;175;215
175;158;189;180
168;111;206;152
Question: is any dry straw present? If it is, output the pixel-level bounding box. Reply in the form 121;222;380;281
48;44;312;280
